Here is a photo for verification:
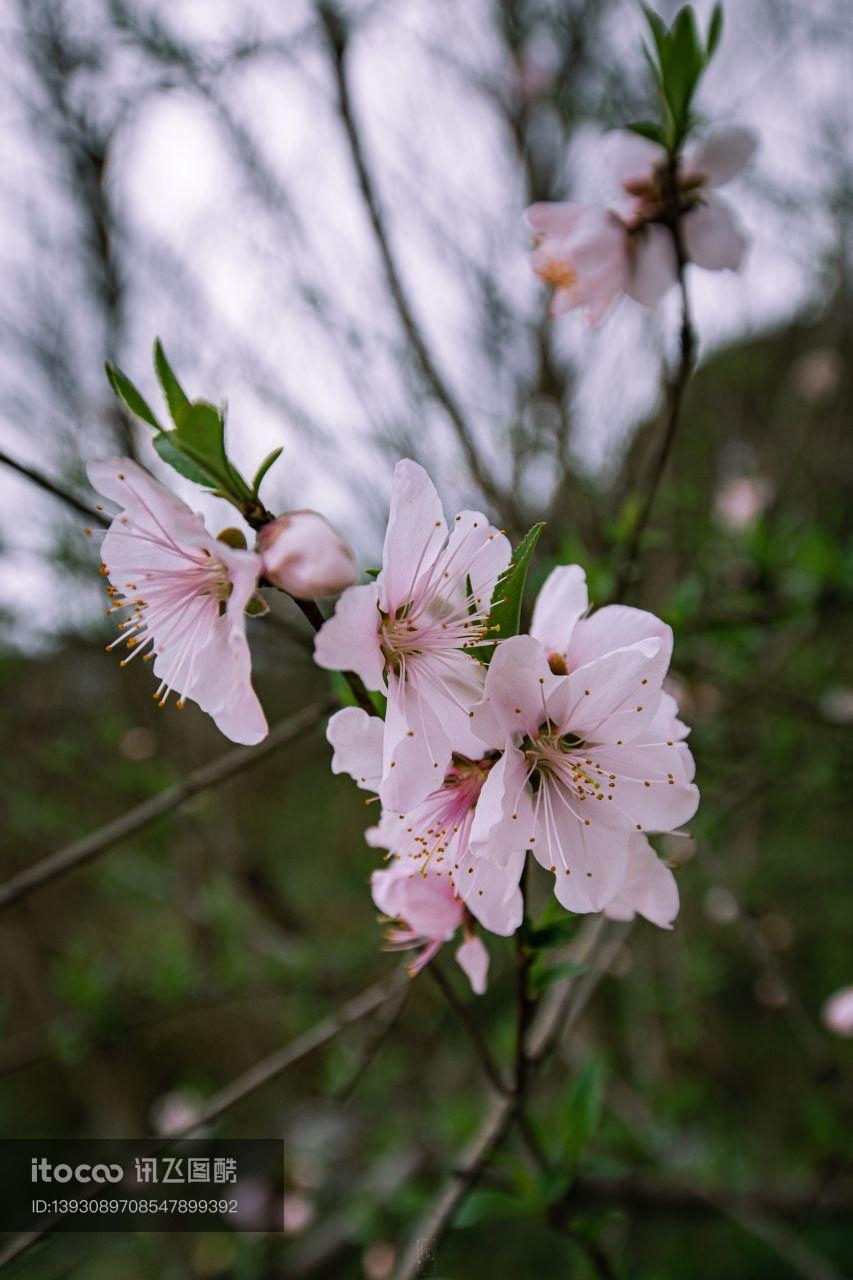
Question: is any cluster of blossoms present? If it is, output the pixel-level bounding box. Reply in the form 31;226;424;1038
527;125;756;325
92;458;698;995
320;463;698;992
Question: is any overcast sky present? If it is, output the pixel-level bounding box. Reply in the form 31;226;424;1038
1;0;850;644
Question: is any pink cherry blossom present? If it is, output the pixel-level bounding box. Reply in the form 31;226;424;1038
526;203;630;327
609;124;756;281
526;124;756;320
821;985;853;1038
371;857;490;994
315;461;511;811
603;833;680;928
327;707;523;936
257;510;357;599
468;634;698;914
89;457;267;745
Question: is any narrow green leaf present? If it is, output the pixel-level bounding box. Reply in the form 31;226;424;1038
467;523;544;664
706;2;723;59
152;432;211;486
626;120;667;146
251;446;284;498
105;363;162;431
153;339;190;424
557;1057;605;1163
490;523;545;642
641;3;669;61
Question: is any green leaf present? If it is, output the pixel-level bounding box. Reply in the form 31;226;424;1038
530;958;587;995
662;6;705;131
455;1190;532;1229
557;1057;605;1164
251;446;284;498
471;523;544;662
641;4;669;62
171;401;251;500
153;339;190;424
706;2;723;59
626;119;667;146
105;363;162;431
152;432;211;486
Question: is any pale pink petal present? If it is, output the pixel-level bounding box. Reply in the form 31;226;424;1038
327;707;384;791
257;510;357;599
603;129;665;187
625;224;678;307
530;564;589;659
822;986;853;1038
552;639;668;745
688;126;757;188
525;201;590;236
379;460;447;612
582;742;699;831
313;581;385;692
682;195;748;272
380;672;453;811
88;457;199;528
468;747;535;867
531;793;630;914
427;510;510;606
567;605;672;672
604;834;680;928
455;935;490;995
371;861;461;941
469;635;563;747
455;848;525;936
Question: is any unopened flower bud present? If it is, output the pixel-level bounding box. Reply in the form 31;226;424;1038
258;510;357;599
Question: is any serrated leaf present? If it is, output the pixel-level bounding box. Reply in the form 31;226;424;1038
626;120;667;146
472;523;544;663
153;339;190;424
706;2;723;59
105;363;162;431
251;446;283;498
152;432;211;485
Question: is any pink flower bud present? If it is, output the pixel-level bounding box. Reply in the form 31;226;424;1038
258;510;357;599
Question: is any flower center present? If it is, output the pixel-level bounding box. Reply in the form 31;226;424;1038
540;257;578;291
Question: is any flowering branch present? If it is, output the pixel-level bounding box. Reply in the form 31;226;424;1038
0;700;333;914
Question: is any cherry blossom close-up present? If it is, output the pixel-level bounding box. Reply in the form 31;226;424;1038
0;2;851;1278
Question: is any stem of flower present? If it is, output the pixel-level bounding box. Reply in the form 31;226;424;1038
614;163;696;603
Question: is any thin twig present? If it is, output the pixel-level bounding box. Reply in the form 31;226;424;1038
0;700;334;914
0;447;109;527
428;961;510;1097
614;188;696;602
394;918;610;1280
317;6;514;524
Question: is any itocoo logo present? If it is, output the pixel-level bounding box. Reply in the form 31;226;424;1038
31;1158;123;1184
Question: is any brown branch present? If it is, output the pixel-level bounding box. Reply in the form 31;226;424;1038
394;917;610;1280
0;700;334;914
317;6;514;524
0;447;108;527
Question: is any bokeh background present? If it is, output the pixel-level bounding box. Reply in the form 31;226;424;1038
1;0;851;1277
